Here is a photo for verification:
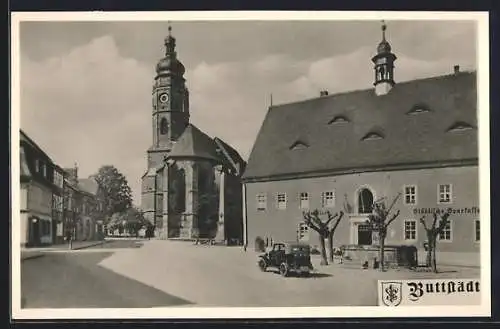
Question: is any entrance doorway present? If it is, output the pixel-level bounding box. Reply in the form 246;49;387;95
29;217;41;247
357;224;372;245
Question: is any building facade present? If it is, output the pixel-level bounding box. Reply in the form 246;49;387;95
52;165;65;244
20;130;58;247
141;26;246;243
63;166;105;241
242;23;479;265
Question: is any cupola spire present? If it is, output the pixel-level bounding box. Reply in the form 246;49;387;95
155;22;186;77
165;22;176;55
372;20;397;96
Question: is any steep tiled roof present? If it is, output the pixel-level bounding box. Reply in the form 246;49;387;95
20;146;31;178
168;124;219;161
242;72;477;181
214;137;247;176
20;129;54;163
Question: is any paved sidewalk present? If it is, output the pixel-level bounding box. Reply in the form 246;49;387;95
21;240;108;261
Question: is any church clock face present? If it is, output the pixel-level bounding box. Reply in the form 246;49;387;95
159;93;169;104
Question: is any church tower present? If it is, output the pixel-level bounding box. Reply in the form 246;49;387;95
372;21;397;96
148;25;190;168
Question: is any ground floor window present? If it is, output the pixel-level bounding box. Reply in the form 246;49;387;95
439;219;452;241
298;222;309;241
475;220;480;242
404;220;417;240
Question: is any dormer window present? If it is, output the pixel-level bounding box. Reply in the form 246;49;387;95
362;131;384;141
407;104;431;115
290;141;309;150
328;115;350;125
447;121;474;132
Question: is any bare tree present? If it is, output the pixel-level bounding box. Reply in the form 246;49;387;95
366;193;401;271
419;210;452;273
303;210;344;265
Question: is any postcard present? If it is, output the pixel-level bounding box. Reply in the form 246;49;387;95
11;10;491;319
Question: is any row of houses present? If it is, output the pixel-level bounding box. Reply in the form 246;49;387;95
20;129;105;247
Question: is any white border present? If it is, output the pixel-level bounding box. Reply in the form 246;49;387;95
10;11;491;319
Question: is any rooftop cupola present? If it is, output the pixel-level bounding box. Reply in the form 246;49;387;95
372;20;397;96
156;25;186;77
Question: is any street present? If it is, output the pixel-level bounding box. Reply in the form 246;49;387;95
21;240;192;308
21;239;481;308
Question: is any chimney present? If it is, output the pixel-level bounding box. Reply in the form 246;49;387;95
454;65;460;75
320;90;329;97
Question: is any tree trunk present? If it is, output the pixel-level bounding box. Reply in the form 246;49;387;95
379;232;385;271
426;235;432;268
432;239;438;273
327;230;335;263
319;234;328;266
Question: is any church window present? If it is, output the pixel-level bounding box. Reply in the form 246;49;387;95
447;121;474;132
160;118;169;135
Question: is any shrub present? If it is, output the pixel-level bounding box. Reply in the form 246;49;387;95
254;236;266;252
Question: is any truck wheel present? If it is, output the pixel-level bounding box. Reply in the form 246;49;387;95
279;263;289;277
258;259;267;272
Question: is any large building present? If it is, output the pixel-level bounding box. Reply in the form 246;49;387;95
241;23;479;266
141;26;246;243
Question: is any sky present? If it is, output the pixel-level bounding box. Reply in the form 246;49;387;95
18;18;477;205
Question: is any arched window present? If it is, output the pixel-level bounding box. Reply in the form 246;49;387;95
160;118;168;135
176;168;186;213
358;188;374;214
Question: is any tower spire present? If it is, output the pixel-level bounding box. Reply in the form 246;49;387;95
164;21;176;55
381;20;387;41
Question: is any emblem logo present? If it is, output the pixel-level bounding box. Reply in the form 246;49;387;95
381;281;402;306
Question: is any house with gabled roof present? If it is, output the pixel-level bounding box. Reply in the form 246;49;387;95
20;129;65;247
141;26;246;243
241;23;479;266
